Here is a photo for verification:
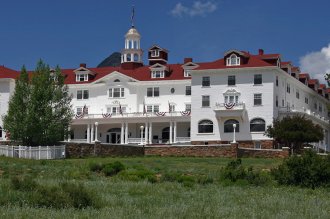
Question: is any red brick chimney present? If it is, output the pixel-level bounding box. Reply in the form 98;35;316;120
80;63;87;68
184;58;193;64
258;49;264;55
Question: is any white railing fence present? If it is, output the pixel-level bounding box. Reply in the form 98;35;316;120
0;145;66;160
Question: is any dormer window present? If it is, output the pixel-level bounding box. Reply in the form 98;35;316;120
151;70;165;78
226;54;240;66
76;73;88;82
151;50;159;57
184;70;191;77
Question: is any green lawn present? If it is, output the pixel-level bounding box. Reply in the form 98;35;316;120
0;156;329;219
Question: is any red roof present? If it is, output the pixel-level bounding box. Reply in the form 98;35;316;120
0;66;19;79
62;64;189;84
299;73;310;79
308;79;319;85
319;84;326;89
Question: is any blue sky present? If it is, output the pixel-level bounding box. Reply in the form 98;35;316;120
1;0;330;82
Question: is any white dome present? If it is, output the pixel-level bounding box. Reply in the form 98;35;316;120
125;27;140;38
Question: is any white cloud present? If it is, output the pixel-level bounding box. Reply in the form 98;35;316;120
299;44;330;84
171;1;217;17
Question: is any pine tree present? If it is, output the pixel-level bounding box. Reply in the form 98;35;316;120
3;66;30;143
3;60;73;146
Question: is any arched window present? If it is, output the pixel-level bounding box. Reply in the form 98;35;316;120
250;118;266;132
198;120;213;133
226;54;240;66
126;54;131;61
224;119;239;133
133;53;139;62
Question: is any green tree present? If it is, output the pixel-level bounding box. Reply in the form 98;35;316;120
265;115;324;154
3;60;73;146
3;66;30;142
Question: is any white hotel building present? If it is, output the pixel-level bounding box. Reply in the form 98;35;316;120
0;25;329;151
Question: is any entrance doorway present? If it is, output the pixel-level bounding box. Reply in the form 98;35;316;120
162;127;170;143
106;128;121;143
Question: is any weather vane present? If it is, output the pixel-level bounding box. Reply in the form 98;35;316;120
131;5;135;28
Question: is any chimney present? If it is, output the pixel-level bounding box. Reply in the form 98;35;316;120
184;58;193;64
80;63;86;68
258;49;264;55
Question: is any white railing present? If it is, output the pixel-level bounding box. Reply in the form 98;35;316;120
127;138;141;144
278;107;329;124
73;111;191;120
70;139;87;143
0;145;65;160
214;102;245;110
176;137;191;143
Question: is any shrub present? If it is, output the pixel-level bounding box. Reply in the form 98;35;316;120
119;167;157;183
102;161;125;176
197;175;214;185
89;162;104;172
221;159;272;186
11;176;37;191
272;150;330;188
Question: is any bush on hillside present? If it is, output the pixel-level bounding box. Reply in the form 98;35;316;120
271;150;330;188
102;161;125;176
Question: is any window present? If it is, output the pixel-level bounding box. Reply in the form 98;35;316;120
76;106;88;115
185;86;191;95
276;96;278;107
109;88;125;98
276;76;278;87
254;141;261;149
286;83;291;93
225;94;239;104
77;90;89;100
319;104;323;112
184;70;191;77
147;105;159;113
151;70;165;78
202;95;210;107
185;104;191;111
76;73;88;82
0;126;2;138
147;87;160;97
314;102;317;110
254;94;262;105
224;119;239;133
151;50;159;57
296;90;300;99
198;120;213;133
169;104;175;112
250;118;266;132
282;99;284;107
202;76;210;87
305;97;309;104
228;75;236;86
107;106;126;115
226;54;240;66
254;74;262;85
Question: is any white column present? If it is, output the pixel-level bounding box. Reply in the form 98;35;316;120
173;122;177;143
145;122;148;145
87;124;90;143
169;121;173;144
68;126;71;142
149;122;153;144
120;122;124;144
91;124;94;142
125;122;129;144
95;122;99;141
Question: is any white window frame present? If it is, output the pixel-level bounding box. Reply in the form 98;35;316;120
151;70;165;78
184;69;191;77
109;87;125;98
185;103;191;112
226;54;240;66
147;87;160;97
146;105;159;113
76;106;88;115
76;73;88;82
151;50;159;57
77;90;89;100
107;106;127;115
254;93;262;106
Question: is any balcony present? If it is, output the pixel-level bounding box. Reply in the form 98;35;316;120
213;102;246;119
278;107;329;126
73;111;191;120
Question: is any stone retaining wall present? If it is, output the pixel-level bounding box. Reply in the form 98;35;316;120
65;142;144;158
144;144;237;157
238;147;289;158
